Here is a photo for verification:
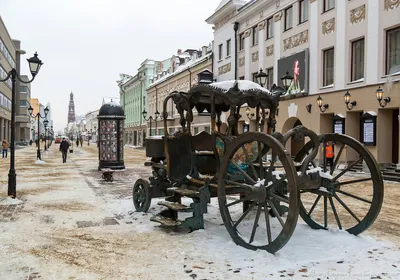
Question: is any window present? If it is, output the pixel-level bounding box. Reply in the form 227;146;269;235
266;17;274;39
386;27;400;75
323;48;335;86
218;44;223;60
266;67;274;89
226;39;231;57
239;33;245;51
239;76;245;80
19;100;29;107
252;72;258;83
299;0;309;23
204;126;210;133
351;38;365;81
324;0;335;12
252;26;258;46
285;6;293;31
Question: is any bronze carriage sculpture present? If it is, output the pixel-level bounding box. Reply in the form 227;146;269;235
133;80;384;254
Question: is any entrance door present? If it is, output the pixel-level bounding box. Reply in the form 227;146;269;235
393;109;399;164
134;131;137;146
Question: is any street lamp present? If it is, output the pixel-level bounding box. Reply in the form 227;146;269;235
142;109;160;136
376;86;391;108
316;95;329;113
255;68;268;87
28;105;49;160
344;91;357;110
43;119;49;151
280;71;293;90
0;52;43;198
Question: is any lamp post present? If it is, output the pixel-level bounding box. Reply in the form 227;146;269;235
344;91;357;110
280;71;294;90
0;52;43;198
376;86;391;108
28;105;49;160
142;109;160;136
255;68;268;87
316;95;329;113
43;119;49;151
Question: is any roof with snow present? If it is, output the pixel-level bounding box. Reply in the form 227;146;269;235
102;97;120;105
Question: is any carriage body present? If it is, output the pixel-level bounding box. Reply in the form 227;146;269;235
132;80;384;254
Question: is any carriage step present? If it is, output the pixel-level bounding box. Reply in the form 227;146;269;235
157;201;193;212
167;187;200;198
150;215;182;227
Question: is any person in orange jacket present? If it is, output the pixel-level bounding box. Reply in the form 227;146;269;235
325;141;335;172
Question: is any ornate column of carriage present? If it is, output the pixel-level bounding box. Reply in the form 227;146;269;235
97;101;126;171
131;72;384;254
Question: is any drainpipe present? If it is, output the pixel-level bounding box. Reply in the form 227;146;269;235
188;67;192;88
140;78;143;145
211;52;214;79
233;22;239;80
155;85;158;134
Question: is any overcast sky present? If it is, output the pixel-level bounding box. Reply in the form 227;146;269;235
1;0;218;132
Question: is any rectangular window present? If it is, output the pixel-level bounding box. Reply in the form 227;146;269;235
386;27;400;75
266;67;274;89
285;6;293;31
299;0;309;23
218;44;223;60
267;17;274;39
239;76;245;80
324;0;335;12
252;72;258;83
226;39;231;57
351;38;365;81
252;26;258;46
194;127;199;135
323;48;335;86
239;33;245;51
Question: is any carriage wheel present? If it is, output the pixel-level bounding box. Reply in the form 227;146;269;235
296;134;383;235
218;132;299;253
133;179;152;212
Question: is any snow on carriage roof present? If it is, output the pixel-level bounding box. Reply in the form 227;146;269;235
209;80;273;95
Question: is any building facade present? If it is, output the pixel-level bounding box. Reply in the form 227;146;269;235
207;0;400;166
18;75;32;142
68;92;76;123
85;109;100;143
147;46;213;136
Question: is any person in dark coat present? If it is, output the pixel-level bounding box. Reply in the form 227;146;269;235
59;138;70;163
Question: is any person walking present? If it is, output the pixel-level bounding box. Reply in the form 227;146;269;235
60;137;70;163
79;136;83;147
325;141;335;173
2;139;9;158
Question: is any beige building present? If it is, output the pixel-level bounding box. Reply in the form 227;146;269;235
207;0;400;167
147;47;213;136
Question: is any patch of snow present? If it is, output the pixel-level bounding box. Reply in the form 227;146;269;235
35;160;46;164
306;167;333;179
272;170;285;180
366;111;377;116
0;197;24;205
254;179;265;187
319;186;330;193
210;80;272;94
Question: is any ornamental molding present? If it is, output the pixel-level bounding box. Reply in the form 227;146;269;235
239;57;245;67
214;10;236;31
244;29;252;38
274;11;282;22
266;45;274;57
350;5;366;24
385;0;400;10
258;21;265;31
218;63;231;76
251;51;259;62
322;18;335;35
283;30;309;51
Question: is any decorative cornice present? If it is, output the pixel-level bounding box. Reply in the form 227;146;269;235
251;51;259;62
283;30;309;51
274;11;282;22
214;10;236;31
322;18;335;35
350;5;366;24
385;0;400;10
239;57;245;67
218;63;231;76
258;21;265;31
244;29;252;38
266;45;274;57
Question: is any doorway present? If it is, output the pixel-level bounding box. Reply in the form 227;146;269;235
393;109;399;164
134;131;138;146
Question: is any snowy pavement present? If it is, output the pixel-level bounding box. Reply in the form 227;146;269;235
0;145;399;279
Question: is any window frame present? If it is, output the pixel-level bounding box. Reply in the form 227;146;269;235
239;33;245;51
218;44;223;60
252;26;259;46
299;0;309;24
351;38;365;82
386;26;400;75
285;6;293;31
323;47;335;86
226;39;231;57
266;67;274;89
266;17;274;39
323;0;335;13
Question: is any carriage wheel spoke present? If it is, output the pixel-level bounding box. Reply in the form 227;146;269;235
329;197;342;230
332;157;363;182
264;203;272;244
266;175;287;191
234;201;256;228
226;196;251;207
324;196;328;228
267;199;285;227
335;189;372;204
249;204;262;243
269;192;289;204
337;177;372;186
242;145;258;180
224;180;254;189
334;194;361;223
230;160;257;185
331;144;345;175
307;194;322;216
258;142;264;179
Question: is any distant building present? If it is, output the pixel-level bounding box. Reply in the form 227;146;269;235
68;92;76;123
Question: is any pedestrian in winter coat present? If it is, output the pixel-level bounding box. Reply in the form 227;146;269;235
2;140;9;158
59;138;70;163
79;136;83;147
